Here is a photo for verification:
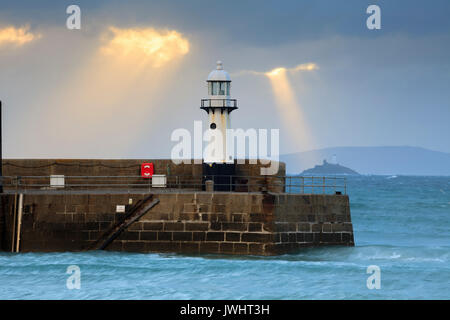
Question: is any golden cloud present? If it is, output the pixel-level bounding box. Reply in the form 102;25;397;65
265;63;318;77
291;62;318;72
0;25;40;47
265;67;286;77
100;26;190;67
233;63;318;77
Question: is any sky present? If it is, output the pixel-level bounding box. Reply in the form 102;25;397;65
0;0;449;159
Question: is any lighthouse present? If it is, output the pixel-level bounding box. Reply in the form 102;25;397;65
201;61;238;163
201;61;238;190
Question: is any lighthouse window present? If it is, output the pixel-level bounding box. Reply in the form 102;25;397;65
208;82;212;95
209;81;229;95
210;123;217;129
219;82;226;95
211;82;219;95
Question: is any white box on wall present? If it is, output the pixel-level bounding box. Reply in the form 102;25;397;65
50;175;65;188
152;174;167;188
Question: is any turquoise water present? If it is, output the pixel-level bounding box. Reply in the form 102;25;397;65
0;176;449;299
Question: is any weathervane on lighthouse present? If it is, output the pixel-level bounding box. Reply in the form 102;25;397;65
201;61;238;164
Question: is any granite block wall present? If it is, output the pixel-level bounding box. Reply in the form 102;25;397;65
2;159;286;193
0;191;354;255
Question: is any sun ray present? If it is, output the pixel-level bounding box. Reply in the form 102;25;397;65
27;26;190;157
265;67;315;152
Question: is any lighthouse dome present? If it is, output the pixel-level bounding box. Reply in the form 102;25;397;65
207;61;231;81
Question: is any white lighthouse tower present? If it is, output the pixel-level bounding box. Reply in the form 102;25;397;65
201;61;238;164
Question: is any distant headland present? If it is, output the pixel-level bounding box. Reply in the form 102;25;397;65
281;146;450;175
300;160;359;175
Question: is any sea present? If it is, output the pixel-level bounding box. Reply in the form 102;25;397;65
0;175;448;299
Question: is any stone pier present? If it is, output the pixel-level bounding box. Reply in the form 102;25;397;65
0;191;354;255
0;159;354;255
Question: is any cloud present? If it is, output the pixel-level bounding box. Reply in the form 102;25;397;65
233;62;319;77
100;26;190;67
0;25;40;47
291;62;318;72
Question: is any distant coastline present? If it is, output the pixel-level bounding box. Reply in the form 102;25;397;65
300;160;359;176
281;146;450;176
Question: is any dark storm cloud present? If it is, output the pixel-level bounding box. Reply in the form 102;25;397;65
0;0;449;156
2;0;450;44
